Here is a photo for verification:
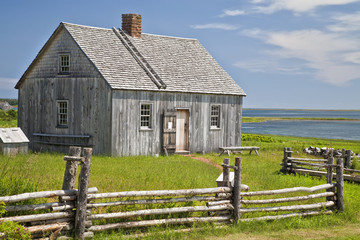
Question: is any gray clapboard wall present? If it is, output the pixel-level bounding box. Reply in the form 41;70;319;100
111;90;243;156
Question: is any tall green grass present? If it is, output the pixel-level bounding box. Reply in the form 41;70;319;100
90;155;220;192
0;134;359;239
0;153;220;192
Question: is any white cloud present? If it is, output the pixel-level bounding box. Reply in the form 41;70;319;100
190;23;238;30
253;0;358;14
0;77;18;98
0;77;18;89
343;52;360;64
251;0;266;3
239;29;360;86
219;9;246;17
327;11;360;32
266;30;358;58
234;59;304;74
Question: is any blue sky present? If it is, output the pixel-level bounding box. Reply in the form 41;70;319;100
1;0;360;109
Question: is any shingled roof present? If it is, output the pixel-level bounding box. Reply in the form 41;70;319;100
17;22;246;96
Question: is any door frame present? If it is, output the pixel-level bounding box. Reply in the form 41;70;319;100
175;108;190;152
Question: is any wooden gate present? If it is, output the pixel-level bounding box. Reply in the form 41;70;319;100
163;110;176;155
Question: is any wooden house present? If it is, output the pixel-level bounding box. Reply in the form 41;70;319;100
15;14;246;156
0;102;12;111
0;128;29;155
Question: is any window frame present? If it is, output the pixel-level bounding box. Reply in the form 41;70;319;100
140;103;153;130
57;100;69;128
210;104;221;129
58;53;70;74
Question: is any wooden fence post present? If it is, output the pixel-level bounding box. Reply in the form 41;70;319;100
336;157;344;212
233;157;242;222
282;147;288;174
345;150;352;169
75;148;92;240
223;158;230;187
287;147;293;173
62;146;81;190
326;152;334;202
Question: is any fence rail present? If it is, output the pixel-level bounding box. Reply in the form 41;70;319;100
88;187;232;199
0;146;346;239
282;147;360;183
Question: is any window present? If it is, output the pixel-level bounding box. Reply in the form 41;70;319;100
57;100;68;127
210;105;220;129
59;54;70;73
140;104;152;129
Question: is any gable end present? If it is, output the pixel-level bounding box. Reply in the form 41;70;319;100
15;23;110;90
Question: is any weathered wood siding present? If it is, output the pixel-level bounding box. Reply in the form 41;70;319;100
17;27;112;154
111;90;243;156
0;143;28;155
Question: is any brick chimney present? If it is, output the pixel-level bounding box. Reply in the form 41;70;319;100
122;13;142;38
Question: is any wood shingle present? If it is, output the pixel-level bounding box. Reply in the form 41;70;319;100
26;22;246;96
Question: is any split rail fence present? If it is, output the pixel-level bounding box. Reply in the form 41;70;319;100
282;147;360;183
0;147;345;239
0;147;96;239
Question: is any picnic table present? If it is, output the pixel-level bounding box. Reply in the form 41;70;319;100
219;146;260;156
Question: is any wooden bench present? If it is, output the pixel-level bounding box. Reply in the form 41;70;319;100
219;146;260;156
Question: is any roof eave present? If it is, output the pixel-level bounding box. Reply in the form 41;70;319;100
111;86;246;96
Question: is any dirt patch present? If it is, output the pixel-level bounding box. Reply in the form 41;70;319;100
187;155;222;170
206;223;360;240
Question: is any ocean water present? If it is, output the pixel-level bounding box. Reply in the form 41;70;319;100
242;109;360;140
243;109;360;120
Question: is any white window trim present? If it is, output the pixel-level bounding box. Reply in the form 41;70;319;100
210;104;221;130
59;53;70;74
140;103;153;131
57;100;69;128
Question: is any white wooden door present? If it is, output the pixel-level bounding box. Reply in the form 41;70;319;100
176;110;189;151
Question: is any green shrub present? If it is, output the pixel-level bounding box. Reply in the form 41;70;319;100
0;109;17;127
0;221;31;240
0;110;17;121
0;202;31;240
241;133;279;143
0;202;5;217
6;110;17;119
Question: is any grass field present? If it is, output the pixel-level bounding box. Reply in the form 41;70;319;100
0;134;359;239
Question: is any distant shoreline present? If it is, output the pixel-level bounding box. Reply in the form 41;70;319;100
243;108;360;112
242;117;360;123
